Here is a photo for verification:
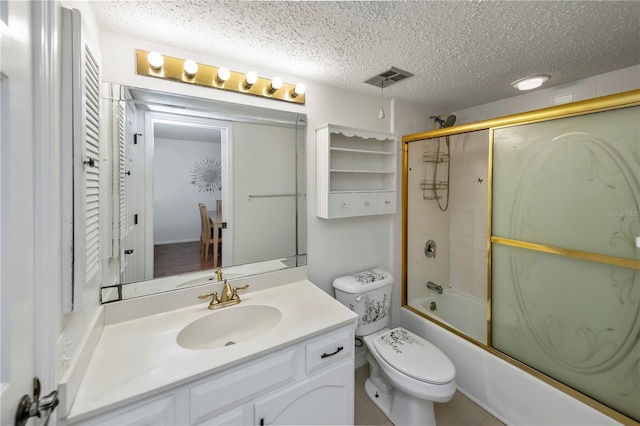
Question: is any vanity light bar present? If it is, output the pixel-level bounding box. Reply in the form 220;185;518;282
135;50;306;105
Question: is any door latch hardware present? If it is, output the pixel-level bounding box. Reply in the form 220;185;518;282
83;157;95;168
124;249;134;255
15;377;59;426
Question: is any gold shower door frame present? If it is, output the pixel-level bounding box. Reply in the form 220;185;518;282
401;89;640;424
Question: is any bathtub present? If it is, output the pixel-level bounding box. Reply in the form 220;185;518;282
410;289;487;344
400;307;618;425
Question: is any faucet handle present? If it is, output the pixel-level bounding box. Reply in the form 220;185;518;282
198;291;220;309
231;284;249;300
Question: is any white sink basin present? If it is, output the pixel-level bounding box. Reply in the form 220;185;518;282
177;305;282;350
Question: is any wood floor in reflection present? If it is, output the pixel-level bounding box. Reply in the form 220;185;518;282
154;241;219;278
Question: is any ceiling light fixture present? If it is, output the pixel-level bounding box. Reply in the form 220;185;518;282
291;83;306;98
147;51;164;70
183;60;198;78
511;75;550;91
136;50;305;104
378;80;386;119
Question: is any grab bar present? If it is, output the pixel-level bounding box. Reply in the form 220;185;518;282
247;192;296;199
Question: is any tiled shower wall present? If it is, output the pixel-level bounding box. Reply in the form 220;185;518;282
448;131;489;300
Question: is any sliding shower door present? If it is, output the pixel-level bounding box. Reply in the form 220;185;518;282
490;106;640;421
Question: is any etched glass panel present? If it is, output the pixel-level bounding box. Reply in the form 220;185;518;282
492;106;640;261
491;244;639;421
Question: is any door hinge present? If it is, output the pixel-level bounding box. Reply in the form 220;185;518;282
222;222;227;229
134;214;138;225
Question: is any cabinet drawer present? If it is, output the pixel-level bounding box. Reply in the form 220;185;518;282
189;349;297;424
78;395;174;425
376;191;396;213
353;192;376;215
328;193;353;217
305;327;353;375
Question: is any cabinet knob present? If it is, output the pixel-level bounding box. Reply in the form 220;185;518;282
364;201;370;206
385;200;391;205
341;203;347;208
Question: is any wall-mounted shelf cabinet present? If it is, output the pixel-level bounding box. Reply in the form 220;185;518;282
316;124;397;219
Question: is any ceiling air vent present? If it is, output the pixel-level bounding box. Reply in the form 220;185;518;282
364;67;414;88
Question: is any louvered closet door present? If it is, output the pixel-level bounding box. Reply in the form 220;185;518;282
70;8;102;296
83;46;100;285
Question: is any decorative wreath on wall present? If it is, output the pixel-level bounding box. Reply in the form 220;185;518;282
190;157;222;194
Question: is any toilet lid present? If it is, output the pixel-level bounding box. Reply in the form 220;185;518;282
373;328;455;384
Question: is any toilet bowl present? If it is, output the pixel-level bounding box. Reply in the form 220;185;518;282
363;327;456;425
333;269;456;426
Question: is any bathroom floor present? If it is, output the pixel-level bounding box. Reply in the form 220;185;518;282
354;365;505;426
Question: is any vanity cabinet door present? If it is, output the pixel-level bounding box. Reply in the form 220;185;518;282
254;361;353;425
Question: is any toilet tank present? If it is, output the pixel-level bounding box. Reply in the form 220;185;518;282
333;268;393;336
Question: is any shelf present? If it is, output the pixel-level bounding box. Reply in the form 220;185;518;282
317;124;397;219
330;147;394;155
420;180;449;191
330;169;395;174
423;152;449;163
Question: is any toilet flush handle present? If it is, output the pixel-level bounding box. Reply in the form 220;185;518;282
355;293;369;302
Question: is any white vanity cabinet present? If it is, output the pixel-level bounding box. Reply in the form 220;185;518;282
316;124;397;219
66;325;354;426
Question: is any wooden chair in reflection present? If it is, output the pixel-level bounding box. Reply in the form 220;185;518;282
199;203;222;265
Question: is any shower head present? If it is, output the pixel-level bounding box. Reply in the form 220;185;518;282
442;115;456;128
431;115;457;129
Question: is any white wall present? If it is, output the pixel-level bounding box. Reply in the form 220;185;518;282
232;122;297;265
153;137;221;244
448;131;489;300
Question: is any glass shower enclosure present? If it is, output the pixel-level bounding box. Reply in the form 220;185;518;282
402;90;640;423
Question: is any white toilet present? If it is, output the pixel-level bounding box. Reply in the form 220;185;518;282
333;269;456;426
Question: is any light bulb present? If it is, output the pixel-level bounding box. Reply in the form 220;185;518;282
244;71;258;89
378;108;385;119
147;51;164;70
216;67;230;82
269;77;283;93
183;60;198;77
291;83;306;98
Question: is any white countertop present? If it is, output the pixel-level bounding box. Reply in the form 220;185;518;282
66;279;358;422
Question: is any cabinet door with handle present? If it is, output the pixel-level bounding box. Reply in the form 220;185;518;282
254;362;353;426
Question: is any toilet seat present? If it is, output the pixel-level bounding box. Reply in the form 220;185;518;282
373;327;455;385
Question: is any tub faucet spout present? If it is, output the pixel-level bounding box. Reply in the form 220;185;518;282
427;281;443;294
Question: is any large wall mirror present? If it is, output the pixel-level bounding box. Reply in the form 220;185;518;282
101;84;307;301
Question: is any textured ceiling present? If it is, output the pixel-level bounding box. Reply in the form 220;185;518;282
90;1;640;112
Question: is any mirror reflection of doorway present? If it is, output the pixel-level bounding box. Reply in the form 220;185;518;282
151;118;229;278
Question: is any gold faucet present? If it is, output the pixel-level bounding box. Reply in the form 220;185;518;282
198;280;250;310
215;266;223;282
